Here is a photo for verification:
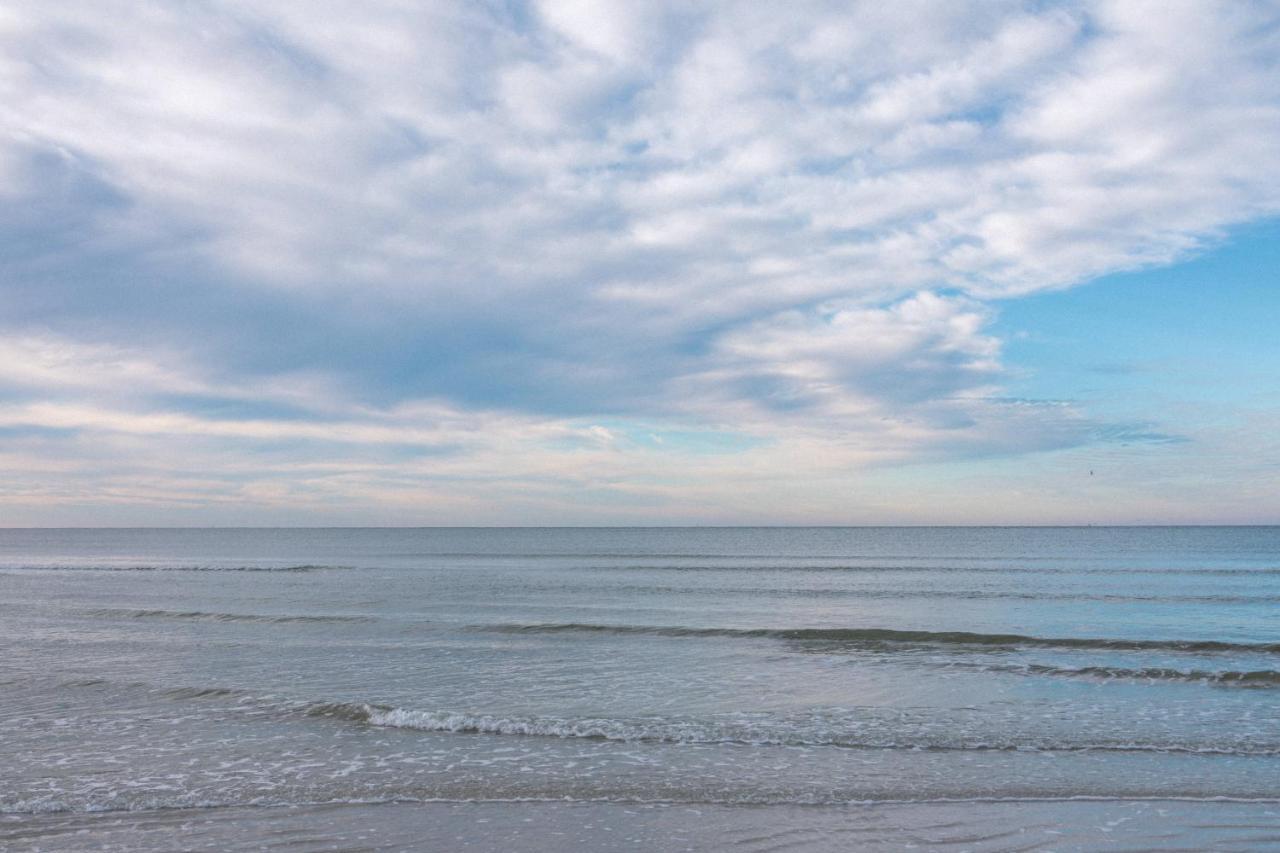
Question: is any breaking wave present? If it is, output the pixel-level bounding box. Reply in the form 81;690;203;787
300;701;1280;756
998;664;1280;686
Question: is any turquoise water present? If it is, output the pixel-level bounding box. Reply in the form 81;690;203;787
1;527;1278;850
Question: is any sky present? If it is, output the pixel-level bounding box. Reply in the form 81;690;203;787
0;0;1278;526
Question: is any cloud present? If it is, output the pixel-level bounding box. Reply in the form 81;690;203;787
0;329;1131;524
704;292;1001;411
0;1;1278;521
7;2;1277;298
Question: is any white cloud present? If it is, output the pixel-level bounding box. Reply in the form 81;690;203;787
709;293;1001;408
0;336;199;395
5;1;1275;302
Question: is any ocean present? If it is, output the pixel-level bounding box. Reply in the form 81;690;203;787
1;527;1278;851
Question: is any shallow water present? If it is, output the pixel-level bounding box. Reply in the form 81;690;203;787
2;527;1278;849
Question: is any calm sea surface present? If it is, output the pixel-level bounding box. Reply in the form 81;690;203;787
2;527;1278;851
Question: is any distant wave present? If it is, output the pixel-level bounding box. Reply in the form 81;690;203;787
338;550;1280;572
161;685;245;699
301;701;1280;756
9;793;1280;817
52;680;255;700
9;560;1275;575
590;584;1280;604
83;608;372;624
597;564;1280;575
484;623;1280;654
0;563;345;573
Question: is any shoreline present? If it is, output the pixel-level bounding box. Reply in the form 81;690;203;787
6;799;1280;852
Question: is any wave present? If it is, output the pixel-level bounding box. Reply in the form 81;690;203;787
341;551;1280;573
301;701;1280;756
1000;664;1280;687
11;560;1275;576
483;623;1280;654
0;563;344;573
42;680;1280;757
161;686;246;699
9;793;1280;818
50;680;256;700
598;563;1280;576
83;608;372;624
588;584;1280;604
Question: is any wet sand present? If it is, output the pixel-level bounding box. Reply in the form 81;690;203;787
5;799;1280;852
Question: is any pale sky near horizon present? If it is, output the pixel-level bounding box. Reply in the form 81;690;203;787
1;1;1278;525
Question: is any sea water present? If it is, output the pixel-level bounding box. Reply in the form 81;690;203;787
1;527;1278;850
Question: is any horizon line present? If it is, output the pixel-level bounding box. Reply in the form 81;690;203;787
2;524;1277;531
